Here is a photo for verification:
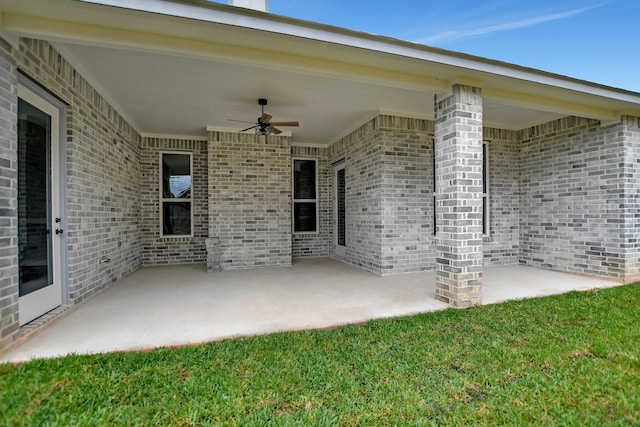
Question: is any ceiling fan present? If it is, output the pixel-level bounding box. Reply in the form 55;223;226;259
229;98;299;135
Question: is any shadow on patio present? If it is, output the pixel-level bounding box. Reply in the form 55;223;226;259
1;258;621;362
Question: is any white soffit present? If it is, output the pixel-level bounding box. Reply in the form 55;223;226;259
1;0;639;145
71;0;640;103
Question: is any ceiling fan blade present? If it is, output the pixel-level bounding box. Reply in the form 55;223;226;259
239;125;259;132
261;113;272;123
270;126;283;135
270;121;299;127
228;119;257;124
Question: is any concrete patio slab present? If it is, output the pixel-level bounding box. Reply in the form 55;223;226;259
482;265;621;304
0;258;621;363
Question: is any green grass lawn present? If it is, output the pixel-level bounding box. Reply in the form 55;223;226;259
1;284;639;426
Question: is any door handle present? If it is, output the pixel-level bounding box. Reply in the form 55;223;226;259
55;229;64;235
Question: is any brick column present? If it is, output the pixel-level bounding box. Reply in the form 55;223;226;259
434;84;483;307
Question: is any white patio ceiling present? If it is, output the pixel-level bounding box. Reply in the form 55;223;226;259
2;0;640;146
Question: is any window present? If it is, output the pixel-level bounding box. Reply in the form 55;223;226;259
160;152;193;237
293;158;318;233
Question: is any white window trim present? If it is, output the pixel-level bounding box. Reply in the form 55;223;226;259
160;151;194;238
292;157;319;234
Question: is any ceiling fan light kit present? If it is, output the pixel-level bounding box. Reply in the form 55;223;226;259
229;98;299;137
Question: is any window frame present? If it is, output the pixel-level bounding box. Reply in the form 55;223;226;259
292;157;319;234
159;151;194;238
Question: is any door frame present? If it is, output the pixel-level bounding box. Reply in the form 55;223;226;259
332;161;346;258
17;76;67;325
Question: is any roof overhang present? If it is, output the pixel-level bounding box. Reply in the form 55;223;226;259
2;0;639;145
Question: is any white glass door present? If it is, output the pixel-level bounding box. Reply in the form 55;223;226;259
333;162;346;258
17;85;62;326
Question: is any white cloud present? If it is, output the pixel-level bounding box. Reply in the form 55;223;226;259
416;4;604;44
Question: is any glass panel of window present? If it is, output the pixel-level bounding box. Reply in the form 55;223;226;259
162;153;191;198
163;202;192;236
294;159;316;200
294;202;317;233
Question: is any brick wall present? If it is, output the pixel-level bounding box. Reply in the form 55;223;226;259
140;138;208;265
0;39;19;349
329;118;383;273
327;115;521;276
291;146;330;258
17;39;142;304
0;38;142;349
208;131;291;269
483;128;520;265
519;116;628;279
378;115;434;274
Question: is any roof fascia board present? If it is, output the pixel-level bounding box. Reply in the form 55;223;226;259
75;0;640;104
484;87;620;123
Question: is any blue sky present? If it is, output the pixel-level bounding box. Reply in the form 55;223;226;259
230;0;640;92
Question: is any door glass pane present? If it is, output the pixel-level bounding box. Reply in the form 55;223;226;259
337;168;346;246
294;160;316;199
18;99;53;297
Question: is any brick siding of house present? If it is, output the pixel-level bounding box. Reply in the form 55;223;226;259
0;39;142;350
326;114;520;276
483;128;520;265
0;39;19;349
329;118;384;273
519;116;632;280
207;131;292;269
140;138;208;265
17;40;142;306
378;115;435;274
